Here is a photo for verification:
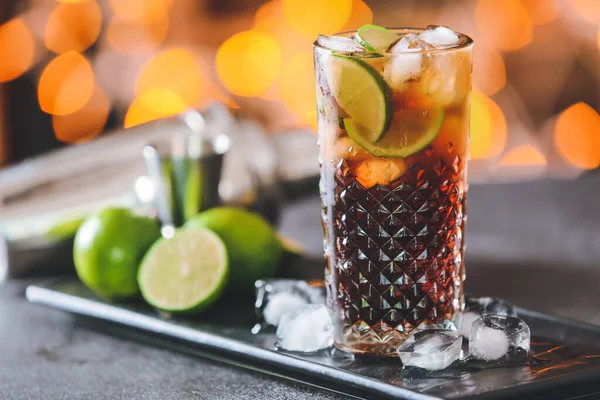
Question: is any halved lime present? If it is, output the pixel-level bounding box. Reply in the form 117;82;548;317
138;228;228;313
325;54;393;142
356;24;400;53
345;108;445;158
184;207;283;293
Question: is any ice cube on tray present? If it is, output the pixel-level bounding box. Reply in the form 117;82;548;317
460;296;517;337
469;315;531;361
263;292;309;327
254;279;325;330
466;296;516;316
397;329;462;371
276;304;334;352
460;311;481;338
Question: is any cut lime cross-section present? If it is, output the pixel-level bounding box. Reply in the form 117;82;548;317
138;228;228;313
325;54;393;142
356;24;400;53
345;108;445;158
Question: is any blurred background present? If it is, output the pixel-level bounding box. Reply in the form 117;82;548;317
0;0;599;182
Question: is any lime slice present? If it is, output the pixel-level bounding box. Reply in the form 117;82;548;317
356;24;400;53
138;228;228;313
184;207;283;293
345;108;445;158
325;54;393;142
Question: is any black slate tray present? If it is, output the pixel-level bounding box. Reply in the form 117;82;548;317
26;279;600;400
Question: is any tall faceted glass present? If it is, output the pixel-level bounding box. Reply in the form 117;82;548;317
314;28;473;355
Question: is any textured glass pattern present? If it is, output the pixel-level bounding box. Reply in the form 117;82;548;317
322;153;467;354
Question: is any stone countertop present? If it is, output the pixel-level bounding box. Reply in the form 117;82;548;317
3;177;600;399
0;280;349;400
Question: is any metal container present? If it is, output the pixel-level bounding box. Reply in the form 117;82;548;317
0;104;320;279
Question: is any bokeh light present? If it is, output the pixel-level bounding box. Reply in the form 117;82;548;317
519;0;558;25
52;85;110;143
568;0;600;25
253;0;312;66
0;18;35;83
216;30;282;97
554;102;600;169
474;49;506;96
252;1;308;101
470;91;507;160
282;0;352;38
279;53;316;127
125;88;186;128
106;15;168;54
45;0;102;53
499;144;547;166
109;0;172;23
38;51;95;116
255;1;281;31
475;0;533;52
470;94;493;159
341;0;373;31
135;49;202;106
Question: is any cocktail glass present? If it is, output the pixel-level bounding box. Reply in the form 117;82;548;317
314;27;473;355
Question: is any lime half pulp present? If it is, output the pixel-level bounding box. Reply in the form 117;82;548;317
325;54;393;142
356;24;400;53
345;108;445;158
138;229;228;313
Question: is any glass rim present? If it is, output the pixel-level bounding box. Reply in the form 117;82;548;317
313;27;474;54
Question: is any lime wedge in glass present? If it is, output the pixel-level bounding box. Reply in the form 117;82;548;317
345;108;445;158
356;24;400;53
325;54;393;142
138;229;228;313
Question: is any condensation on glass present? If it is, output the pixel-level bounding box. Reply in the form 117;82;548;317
315;29;473;355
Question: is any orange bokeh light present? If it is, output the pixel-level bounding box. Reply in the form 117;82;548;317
568;0;600;25
45;1;102;53
0;18;35;83
106;15;168;54
125;88;186;128
135;49;202;107
519;0;558;25
109;0;172;23
341;0;373;31
279;53;317;127
474;48;506;96
282;0;352;38
499;145;547;166
554;102;600;169
52;85;110;143
254;1;312;63
38;51;95;116
470;90;507;160
475;0;533;52
216;30;282;97
255;1;280;31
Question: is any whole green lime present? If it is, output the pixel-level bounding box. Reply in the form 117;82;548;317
184;207;283;292
74;207;161;299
